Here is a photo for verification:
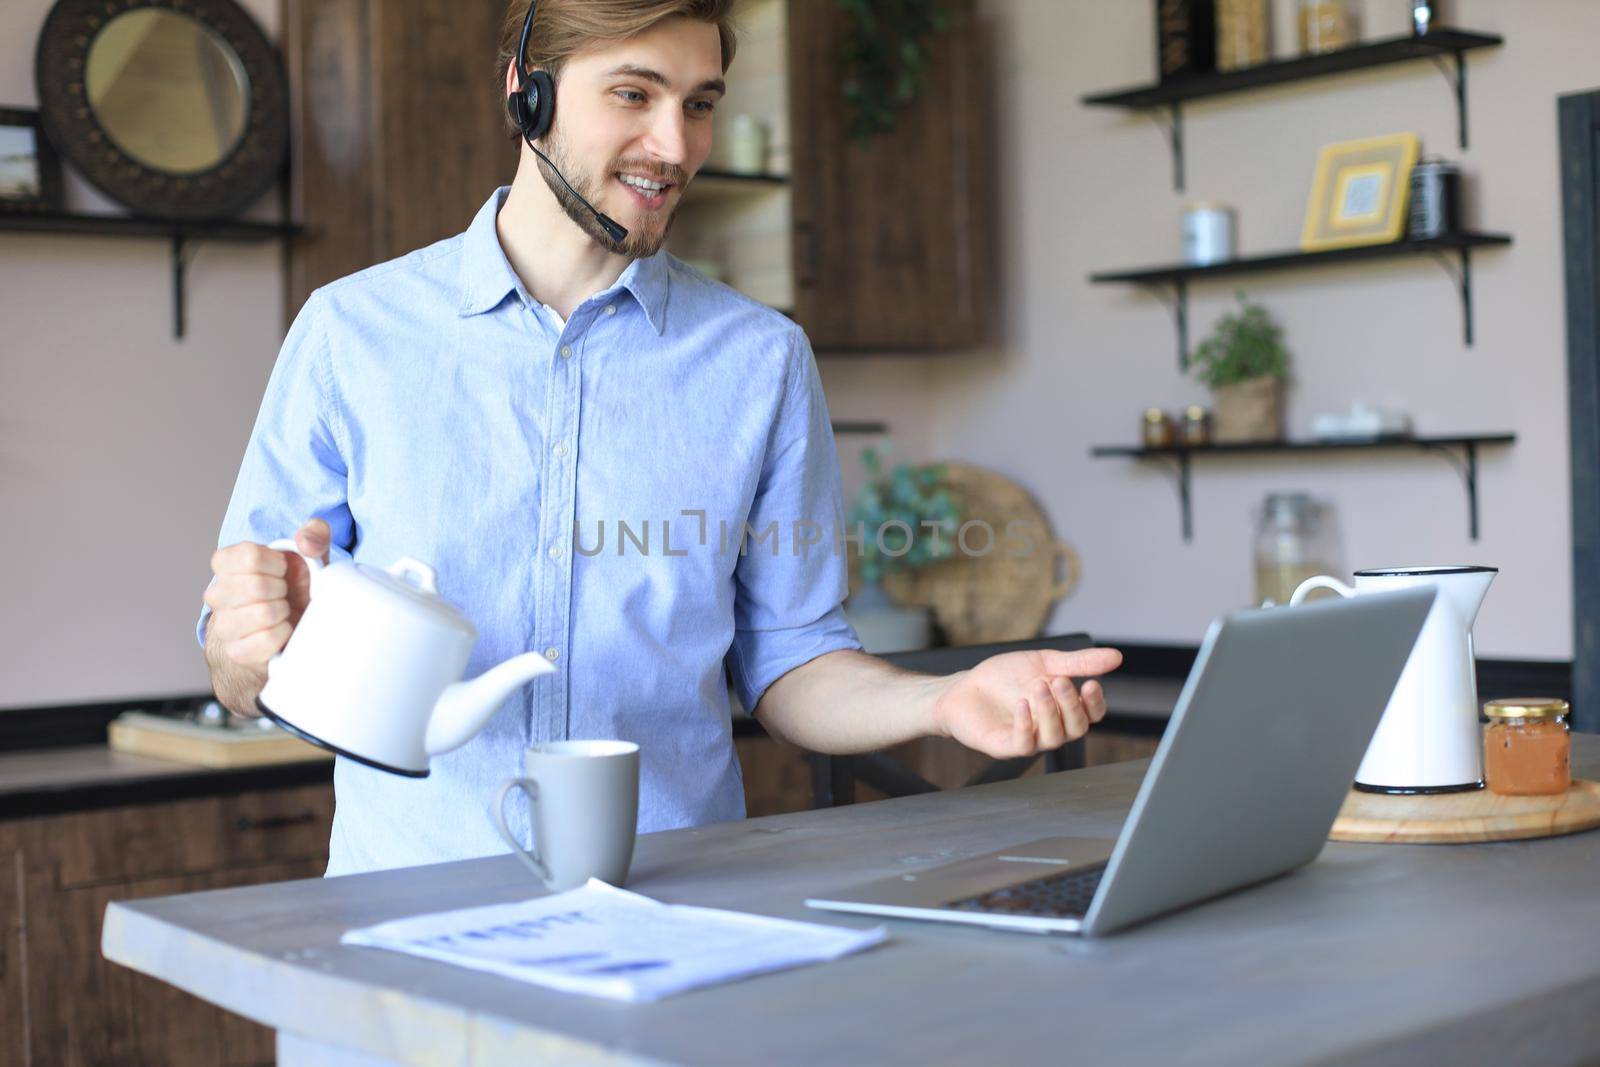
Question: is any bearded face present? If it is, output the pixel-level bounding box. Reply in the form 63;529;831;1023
534;130;689;259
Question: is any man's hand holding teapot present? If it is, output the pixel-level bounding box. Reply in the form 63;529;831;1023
202;518;330;716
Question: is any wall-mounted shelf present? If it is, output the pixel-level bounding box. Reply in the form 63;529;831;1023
691;168;789;196
1090;231;1512;370
1082;28;1504;191
1090;433;1515;542
0;211;303;339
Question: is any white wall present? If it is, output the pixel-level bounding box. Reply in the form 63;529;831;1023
0;0;284;708
0;0;1582;711
820;0;1585;660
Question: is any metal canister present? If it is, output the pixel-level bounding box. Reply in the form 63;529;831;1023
1183;202;1236;265
1408;159;1461;239
1411;0;1436;36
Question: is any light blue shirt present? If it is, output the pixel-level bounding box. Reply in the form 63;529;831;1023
199;186;863;876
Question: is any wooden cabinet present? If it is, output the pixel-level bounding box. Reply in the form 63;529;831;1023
0;783;334;1067
281;0;518;320
282;0;991;350
786;0;990;350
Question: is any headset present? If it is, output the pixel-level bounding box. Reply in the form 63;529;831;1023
506;0;630;245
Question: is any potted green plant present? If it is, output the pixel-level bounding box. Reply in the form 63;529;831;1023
844;446;963;653
837;0;953;144
1191;292;1291;443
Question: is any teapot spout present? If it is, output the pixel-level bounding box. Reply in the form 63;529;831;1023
425;652;558;757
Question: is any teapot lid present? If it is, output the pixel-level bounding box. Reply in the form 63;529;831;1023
322;557;476;638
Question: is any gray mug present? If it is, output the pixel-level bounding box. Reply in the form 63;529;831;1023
492;740;640;890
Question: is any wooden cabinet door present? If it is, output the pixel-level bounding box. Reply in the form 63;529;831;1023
282;0;519;320
3;784;333;1067
787;0;990;351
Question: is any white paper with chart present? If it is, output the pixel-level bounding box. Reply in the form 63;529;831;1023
340;878;890;1002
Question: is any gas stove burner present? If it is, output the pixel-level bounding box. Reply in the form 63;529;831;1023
185;701;278;731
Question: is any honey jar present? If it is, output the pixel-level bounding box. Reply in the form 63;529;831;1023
1180;404;1212;445
1142;408;1176;449
1483;698;1571;796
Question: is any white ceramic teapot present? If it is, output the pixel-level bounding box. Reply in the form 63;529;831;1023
1290;565;1496;793
256;540;556;777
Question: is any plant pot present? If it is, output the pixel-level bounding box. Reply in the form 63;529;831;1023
1211;376;1284;443
844;579;932;655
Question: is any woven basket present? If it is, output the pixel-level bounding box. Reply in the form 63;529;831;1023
860;462;1081;645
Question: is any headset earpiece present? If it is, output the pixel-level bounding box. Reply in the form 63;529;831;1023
522;69;556;142
508;0;628;245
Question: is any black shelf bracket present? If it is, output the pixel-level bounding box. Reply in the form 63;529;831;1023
1145;103;1186;192
1091;434;1512;543
1093;234;1509;362
0;212;301;341
171;235;196;340
1087;30;1502;183
1420;439;1484;540
1424;244;1476;346
1142;280;1190;371
1166;452;1194;542
1428;49;1471;150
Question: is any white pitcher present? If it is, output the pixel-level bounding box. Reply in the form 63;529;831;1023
1290;566;1497;793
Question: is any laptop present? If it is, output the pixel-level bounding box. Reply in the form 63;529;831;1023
804;587;1437;936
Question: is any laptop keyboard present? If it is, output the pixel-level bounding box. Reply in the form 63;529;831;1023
945;862;1108;919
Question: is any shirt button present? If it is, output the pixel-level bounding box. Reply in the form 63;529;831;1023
603;304;617;316
549;543;564;559
560;345;572;359
553;442;569;458
544;647;560;662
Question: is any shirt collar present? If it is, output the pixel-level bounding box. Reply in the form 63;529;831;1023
457;185;670;335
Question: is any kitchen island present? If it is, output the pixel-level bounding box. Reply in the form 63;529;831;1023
103;736;1600;1066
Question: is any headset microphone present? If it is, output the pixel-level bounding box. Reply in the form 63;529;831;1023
527;143;628;246
506;0;630;246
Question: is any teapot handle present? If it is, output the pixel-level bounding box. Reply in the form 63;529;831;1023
1289;575;1356;606
267;538;325;577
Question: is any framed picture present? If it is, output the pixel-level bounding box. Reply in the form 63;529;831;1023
0;107;63;214
1300;133;1420;252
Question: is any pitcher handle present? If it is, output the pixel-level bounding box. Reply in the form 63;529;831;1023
1289;575;1356;606
493;778;553;886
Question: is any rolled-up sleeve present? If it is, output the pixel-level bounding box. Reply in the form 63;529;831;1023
725;328;863;715
195;290;356;649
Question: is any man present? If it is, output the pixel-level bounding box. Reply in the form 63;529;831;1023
201;0;1121;876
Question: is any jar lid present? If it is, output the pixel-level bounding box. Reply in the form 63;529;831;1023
1184;201;1232;213
1483;697;1569;720
1144;408;1169;421
1184;404;1207;419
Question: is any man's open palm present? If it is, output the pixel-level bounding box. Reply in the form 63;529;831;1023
933;647;1123;759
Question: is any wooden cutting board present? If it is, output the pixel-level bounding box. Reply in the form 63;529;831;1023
1329;779;1600;844
878;462;1080;645
108;711;332;769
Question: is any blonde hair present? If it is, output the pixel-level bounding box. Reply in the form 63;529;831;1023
498;0;739;138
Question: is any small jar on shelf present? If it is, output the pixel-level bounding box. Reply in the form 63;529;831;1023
1142;408;1176;449
1216;0;1270;71
1180;405;1212;445
1298;0;1355;55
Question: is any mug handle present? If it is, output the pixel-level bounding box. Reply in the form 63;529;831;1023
1289;575;1357;606
493;778;553;886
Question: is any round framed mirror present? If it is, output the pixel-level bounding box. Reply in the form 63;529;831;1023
35;0;289;220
